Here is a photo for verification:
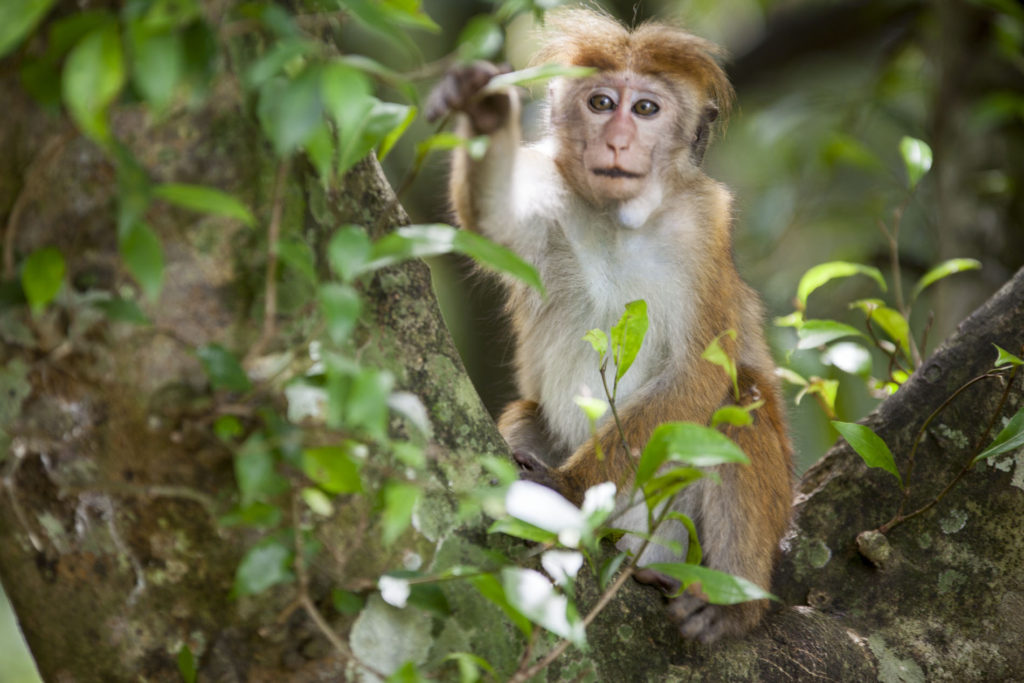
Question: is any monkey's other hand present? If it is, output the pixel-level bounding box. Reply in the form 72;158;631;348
668;588;759;645
511;449;561;491
425;61;513;134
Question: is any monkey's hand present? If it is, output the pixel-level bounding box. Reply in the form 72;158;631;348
425;61;513;135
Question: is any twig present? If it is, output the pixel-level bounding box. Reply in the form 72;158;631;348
4;132;74;279
599;364;634;466
247;160;290;363
884;367;1012;532
290;495;389;680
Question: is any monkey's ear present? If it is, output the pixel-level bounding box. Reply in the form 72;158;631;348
690;103;720;165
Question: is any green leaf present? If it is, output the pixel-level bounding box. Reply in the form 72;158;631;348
994;345;1024;368
583;329;608;359
972;406;1024;465
113;146;152;238
598;552;629;590
127;21;184;113
899;136;933;190
319;283;362;344
711;405;753;428
470;573;533;638
328;225;372;282
796;378;839;415
302;444;364;494
832;421;902;484
276;237;317;285
218;502;282;528
636;422;749;487
453;230;544;294
119;221;164;301
415;132;469;159
93;297;150;324
701;329;738;399
665;511;703;564
337;0;436;57
177;643;197;683
153;183;255;226
456;14;504;62
610;300;649;384
386;661;424;683
776;367;809;387
244;39;314;90
822;132;883;171
574;396;608;422
488;517;559;544
641;467;705;512
337;54;418;104
444;652;496;683
366;224;457;270
134;0;201;30
19;11;112;110
62;22;125;145
375;102;417;161
233;536;294;597
321;62;375;175
481;64;596;94
910;258;982;303
213;415;243;441
301;487;334;516
197;343;251;392
774;310;804;328
382;482;422;546
850;301;911;357
795;261;886;311
796;319;864;350
0;0;58;58
304;121;335;183
21;247;65;314
642;563;776;605
332;588;365;615
234;435;288;506
347;368;394;440
258;69;324;156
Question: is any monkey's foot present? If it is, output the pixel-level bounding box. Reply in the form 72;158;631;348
633;567;681;594
668;590;761;644
511;450;560;490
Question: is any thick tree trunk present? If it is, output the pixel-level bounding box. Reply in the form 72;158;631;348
0;60;505;680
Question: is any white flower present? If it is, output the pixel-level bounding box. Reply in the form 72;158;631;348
542;550;584;587
378;575;410;608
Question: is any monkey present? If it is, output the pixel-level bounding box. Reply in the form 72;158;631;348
427;9;793;644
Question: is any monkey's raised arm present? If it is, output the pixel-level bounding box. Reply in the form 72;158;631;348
427;63;549;254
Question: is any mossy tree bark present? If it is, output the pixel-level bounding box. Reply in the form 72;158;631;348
3;25;1024;683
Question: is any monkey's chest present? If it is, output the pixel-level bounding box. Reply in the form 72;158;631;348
519;231;686;450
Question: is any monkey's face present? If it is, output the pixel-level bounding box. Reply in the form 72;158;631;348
555;73;687;205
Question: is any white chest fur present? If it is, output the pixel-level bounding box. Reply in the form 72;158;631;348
515;200;700;454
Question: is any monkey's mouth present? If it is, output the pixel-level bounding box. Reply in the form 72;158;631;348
592;167;642;179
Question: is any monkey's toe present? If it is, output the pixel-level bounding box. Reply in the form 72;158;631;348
634;568;681;594
512;449;541;471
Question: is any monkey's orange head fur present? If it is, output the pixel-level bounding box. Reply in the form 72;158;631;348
533;8;734;122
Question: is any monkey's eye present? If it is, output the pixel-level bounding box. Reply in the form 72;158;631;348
632;99;660;117
588;94;615;112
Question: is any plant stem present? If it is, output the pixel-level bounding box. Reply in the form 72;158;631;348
883;367;1014;532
